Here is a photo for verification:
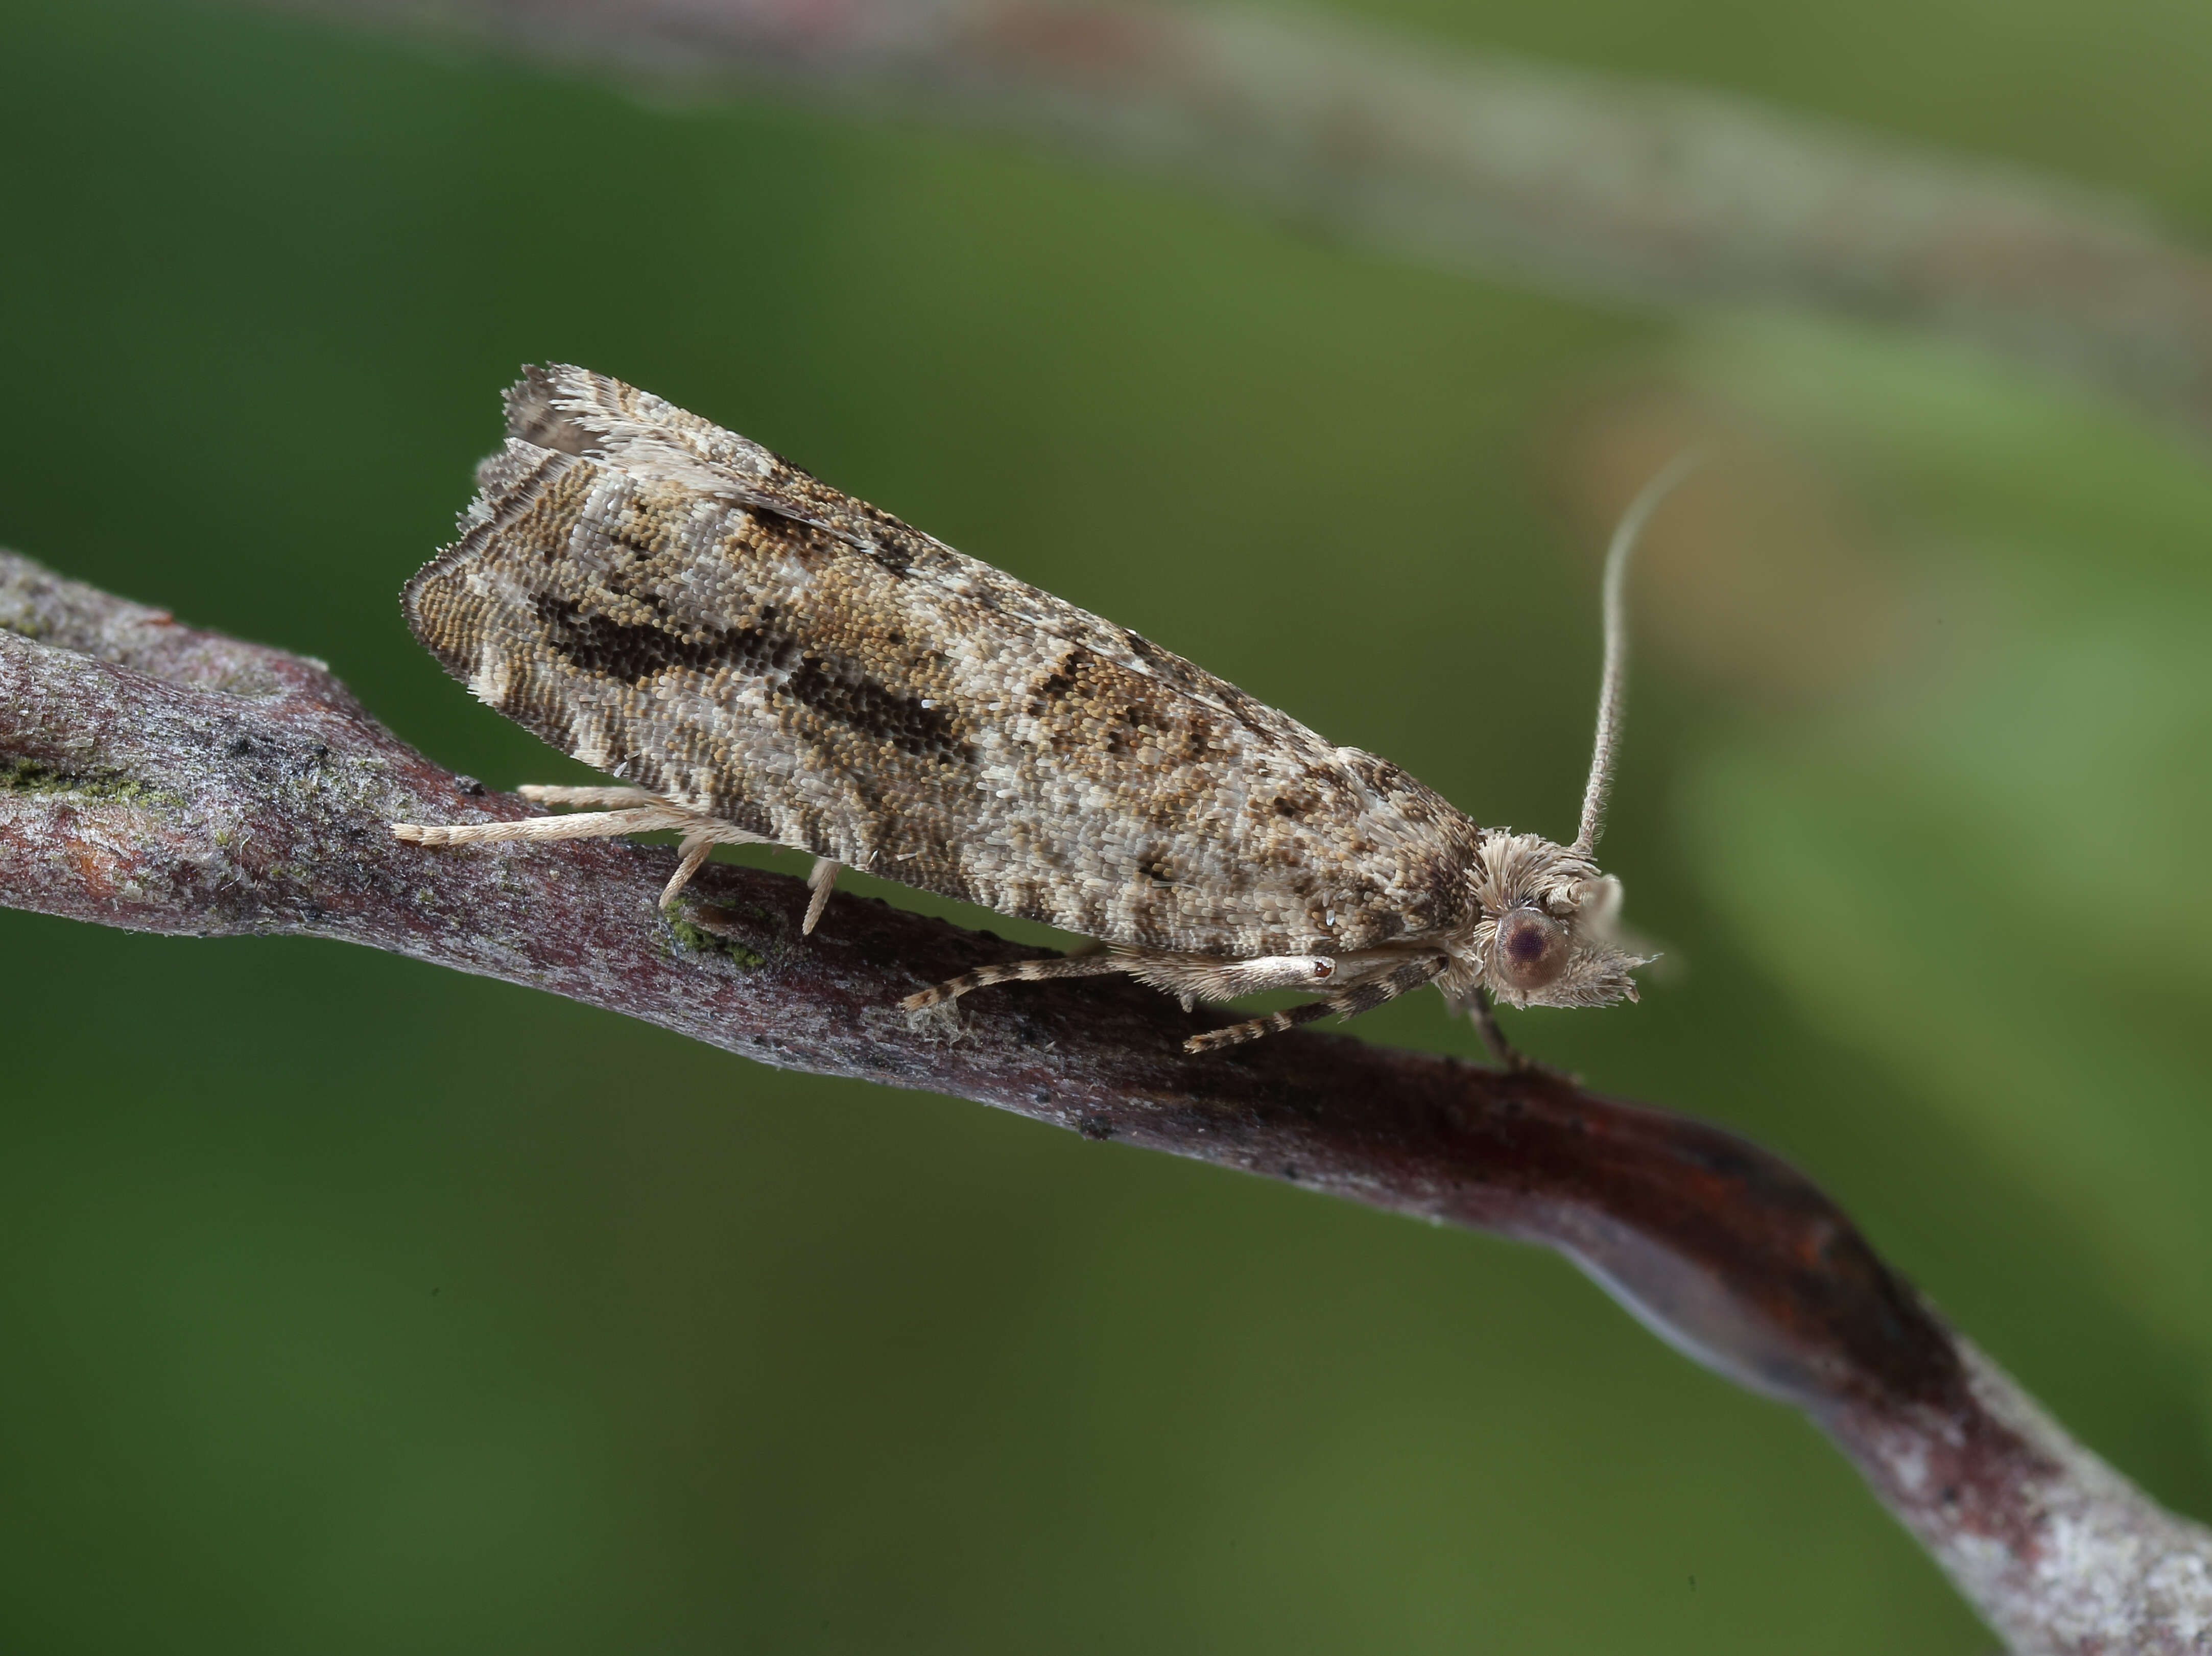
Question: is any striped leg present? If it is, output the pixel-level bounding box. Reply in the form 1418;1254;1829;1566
1184;955;1449;1054
900;951;1130;1011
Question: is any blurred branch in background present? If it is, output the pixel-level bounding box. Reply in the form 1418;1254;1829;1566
5;552;2212;1654
240;0;2212;444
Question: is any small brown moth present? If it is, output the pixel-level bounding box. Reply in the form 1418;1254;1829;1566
394;366;1682;1058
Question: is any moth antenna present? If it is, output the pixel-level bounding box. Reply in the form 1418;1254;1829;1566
1572;452;1701;856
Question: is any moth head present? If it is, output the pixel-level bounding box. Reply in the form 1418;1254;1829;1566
1463;454;1691;1010
1467;832;1647;1010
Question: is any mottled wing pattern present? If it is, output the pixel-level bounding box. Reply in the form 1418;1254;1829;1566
405;365;1482;957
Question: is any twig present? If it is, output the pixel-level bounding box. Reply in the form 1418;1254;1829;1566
244;0;2212;441
4;548;2209;1650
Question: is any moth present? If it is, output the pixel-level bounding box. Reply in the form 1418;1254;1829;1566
394;366;1680;1057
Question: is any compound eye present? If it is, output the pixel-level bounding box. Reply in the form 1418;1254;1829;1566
1497;909;1570;991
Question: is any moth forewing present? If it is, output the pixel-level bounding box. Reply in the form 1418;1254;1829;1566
393;365;1661;1059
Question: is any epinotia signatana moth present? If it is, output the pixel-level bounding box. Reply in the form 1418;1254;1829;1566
394;366;1686;1059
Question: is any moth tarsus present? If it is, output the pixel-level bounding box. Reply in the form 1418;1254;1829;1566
392;366;1687;1061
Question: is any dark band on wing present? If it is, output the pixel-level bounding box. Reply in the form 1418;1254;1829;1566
535;594;969;763
536;594;793;684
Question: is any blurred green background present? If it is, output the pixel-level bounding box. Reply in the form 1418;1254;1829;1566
4;0;2211;1649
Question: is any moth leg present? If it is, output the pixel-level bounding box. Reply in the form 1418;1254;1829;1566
395;794;777;915
1119;952;1343;1004
1184;955;1449;1055
1467;986;1538;1071
900;951;1130;1011
901;942;1334;1018
1182;993;1344;1053
802;858;840;936
516;785;659;808
391;803;702;847
656;819;798;907
660;831;718;908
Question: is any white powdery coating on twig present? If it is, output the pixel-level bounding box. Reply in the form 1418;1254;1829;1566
1965;1345;2212;1654
1851;1339;2212;1655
